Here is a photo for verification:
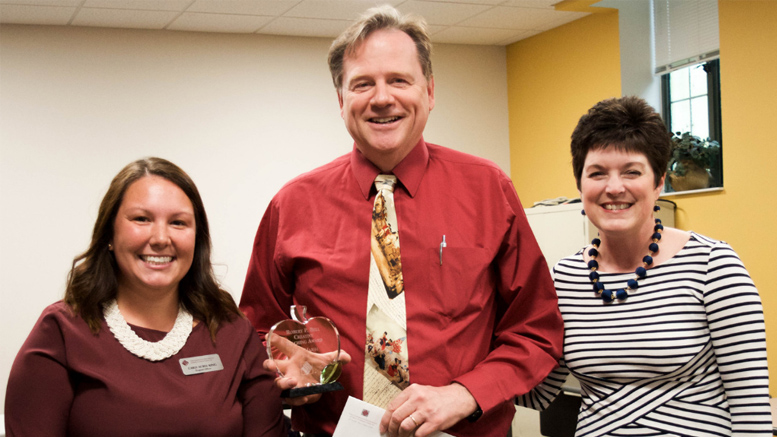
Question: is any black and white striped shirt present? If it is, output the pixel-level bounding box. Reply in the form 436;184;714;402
517;232;771;436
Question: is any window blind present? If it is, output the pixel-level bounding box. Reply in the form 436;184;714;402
652;0;719;74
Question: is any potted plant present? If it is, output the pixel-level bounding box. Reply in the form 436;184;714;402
666;132;721;192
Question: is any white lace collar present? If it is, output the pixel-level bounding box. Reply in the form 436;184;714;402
103;299;193;362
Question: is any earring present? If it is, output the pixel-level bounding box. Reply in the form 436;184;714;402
581;209;586;216
108;243;113;251
653;205;660;212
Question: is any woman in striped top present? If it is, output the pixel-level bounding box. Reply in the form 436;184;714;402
517;96;771;435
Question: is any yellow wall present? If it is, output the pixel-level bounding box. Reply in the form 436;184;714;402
506;10;620;204
714;0;776;396
507;0;776;396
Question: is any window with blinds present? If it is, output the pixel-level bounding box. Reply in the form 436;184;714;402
653;0;722;193
652;0;719;74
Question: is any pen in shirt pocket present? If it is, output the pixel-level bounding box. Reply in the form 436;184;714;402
439;234;446;266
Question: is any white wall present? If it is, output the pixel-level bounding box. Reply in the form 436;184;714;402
0;24;509;410
597;0;662;109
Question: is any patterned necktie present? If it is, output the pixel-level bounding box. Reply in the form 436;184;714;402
363;175;410;408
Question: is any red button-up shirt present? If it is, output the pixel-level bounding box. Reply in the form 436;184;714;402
240;140;563;436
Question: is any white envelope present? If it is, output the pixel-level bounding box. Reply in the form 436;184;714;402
333;396;454;437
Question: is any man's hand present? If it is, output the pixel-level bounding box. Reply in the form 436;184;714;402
263;350;352;407
379;383;478;437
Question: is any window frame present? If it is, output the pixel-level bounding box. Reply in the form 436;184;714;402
661;59;721;143
661;59;723;192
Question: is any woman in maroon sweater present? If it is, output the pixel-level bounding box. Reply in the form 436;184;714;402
5;158;287;437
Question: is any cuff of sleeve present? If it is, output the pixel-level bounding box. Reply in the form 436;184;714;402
452;372;500;417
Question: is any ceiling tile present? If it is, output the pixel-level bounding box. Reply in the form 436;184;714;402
285;0;403;21
541;10;588;30
432;26;526;45
72;8;178;29
396;1;492;26
168;12;273;33
426;23;447;35
83;0;191;11
0;4;75;25
0;0;591;45
187;0;301;16
419;0;503;4
460;5;577;30
0;0;80;5
498;28;541;45
259;16;351;38
499;0;558;8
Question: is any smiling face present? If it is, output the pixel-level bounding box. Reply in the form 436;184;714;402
338;28;434;172
111;175;196;299
580;147;664;238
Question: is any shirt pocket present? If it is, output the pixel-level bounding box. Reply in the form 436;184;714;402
424;247;492;320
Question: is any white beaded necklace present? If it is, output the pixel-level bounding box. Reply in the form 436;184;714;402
103;299;193;362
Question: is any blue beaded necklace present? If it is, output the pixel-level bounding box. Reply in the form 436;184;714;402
588;206;664;303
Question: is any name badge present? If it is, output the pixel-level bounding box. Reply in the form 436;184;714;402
179;354;224;375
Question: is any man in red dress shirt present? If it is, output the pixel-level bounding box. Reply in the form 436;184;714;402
239;5;563;437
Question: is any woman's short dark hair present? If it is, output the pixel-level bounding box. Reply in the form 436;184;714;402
328;4;432;93
64;157;240;340
571;96;672;190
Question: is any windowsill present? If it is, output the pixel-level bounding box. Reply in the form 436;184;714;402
661;186;724;198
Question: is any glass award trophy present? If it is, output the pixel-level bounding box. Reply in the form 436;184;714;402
266;305;344;398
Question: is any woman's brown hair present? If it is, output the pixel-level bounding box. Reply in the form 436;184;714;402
571;96;672;190
64;157;240;341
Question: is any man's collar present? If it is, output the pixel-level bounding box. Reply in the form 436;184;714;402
351;138;429;200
